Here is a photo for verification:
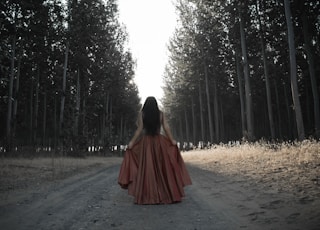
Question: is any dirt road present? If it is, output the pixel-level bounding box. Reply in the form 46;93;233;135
0;161;318;230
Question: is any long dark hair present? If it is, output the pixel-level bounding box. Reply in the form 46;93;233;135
142;97;160;135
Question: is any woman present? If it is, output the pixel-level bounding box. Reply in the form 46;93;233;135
118;97;192;204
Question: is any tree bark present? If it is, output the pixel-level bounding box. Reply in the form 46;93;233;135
105;92;110;145
6;34;16;150
13;53;21;143
283;83;293;139
179;114;184;143
120;115;124;143
213;76;219;142
274;80;282;139
199;81;205;142
235;50;246;137
191;96;196;145
239;12;254;141
59;42;69;143
256;0;275;140
302;11;320;138
54;95;57;149
42;92;47;146
109;97;112;139
34;66;40;144
101;92;107;146
74;69;80;137
184;109;190;143
283;0;305;140
82;98;87;141
204;62;214;143
29;79;34;144
219;102;225;141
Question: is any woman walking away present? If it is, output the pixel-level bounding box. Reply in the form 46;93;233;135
118;96;192;204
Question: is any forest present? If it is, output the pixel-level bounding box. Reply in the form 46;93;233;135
0;0;141;154
1;0;320;155
163;0;320;145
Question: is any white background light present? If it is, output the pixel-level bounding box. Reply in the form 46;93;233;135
117;0;177;104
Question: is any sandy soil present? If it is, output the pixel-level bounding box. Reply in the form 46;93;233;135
0;142;319;230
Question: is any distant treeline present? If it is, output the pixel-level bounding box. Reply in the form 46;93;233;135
1;0;319;155
0;0;141;153
163;0;320;143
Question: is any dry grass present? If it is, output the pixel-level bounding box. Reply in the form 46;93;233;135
183;139;320;198
1;140;319;201
0;156;122;194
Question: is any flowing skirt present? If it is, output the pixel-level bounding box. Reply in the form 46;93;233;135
118;135;192;204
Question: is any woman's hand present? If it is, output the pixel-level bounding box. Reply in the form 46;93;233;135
127;141;134;149
171;140;177;146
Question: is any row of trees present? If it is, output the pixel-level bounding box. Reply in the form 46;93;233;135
0;0;141;153
163;0;320;144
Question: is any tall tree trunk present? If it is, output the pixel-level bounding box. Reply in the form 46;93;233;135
274;80;282;139
305;88;311;132
204;63;214;143
283;0;305;140
74;69;80;137
34;66;40;144
302;11;320;138
42;92;47;146
54;95;57;149
283;83;293;139
109;97;112;139
199;81;205;142
6;34;16;150
29;79;34;144
179;114;184;143
256;0;275;140
184;109;190;143
239;12;254;141
12;54;21;143
82;98;87;143
213;76;219;142
101;92;107;147
124;120;127;143
120;115;123;143
191;96;196;145
105;92;110;145
59;42;69;144
235;50;246;137
219;102;225;141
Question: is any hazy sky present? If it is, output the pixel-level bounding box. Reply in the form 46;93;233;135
117;0;177;104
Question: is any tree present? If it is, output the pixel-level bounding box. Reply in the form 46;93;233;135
6;26;15;150
163;0;319;143
255;0;275;140
0;0;140;153
283;0;305;140
301;5;320;138
239;10;254;141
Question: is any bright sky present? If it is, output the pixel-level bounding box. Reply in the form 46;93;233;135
117;0;177;104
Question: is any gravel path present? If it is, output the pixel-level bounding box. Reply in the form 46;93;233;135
0;162;318;230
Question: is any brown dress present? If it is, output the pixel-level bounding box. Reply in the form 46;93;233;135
118;134;192;204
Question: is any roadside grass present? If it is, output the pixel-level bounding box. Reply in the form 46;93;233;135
183;139;320;199
1;140;319;200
